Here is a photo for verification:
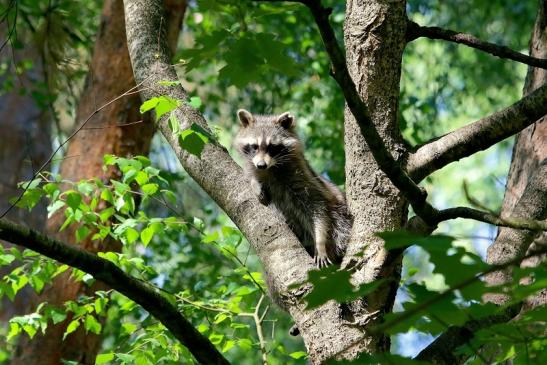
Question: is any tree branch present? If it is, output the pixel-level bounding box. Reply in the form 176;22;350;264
415;306;521;364
406;20;547;69
0;219;230;365
407;83;547;182
435;207;547;230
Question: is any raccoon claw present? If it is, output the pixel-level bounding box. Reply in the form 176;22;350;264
314;254;333;269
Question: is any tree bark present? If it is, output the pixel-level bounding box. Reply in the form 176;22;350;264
342;0;408;352
485;1;547;304
10;1;185;364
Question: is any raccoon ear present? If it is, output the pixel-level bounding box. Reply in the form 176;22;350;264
237;109;254;127
276;112;295;129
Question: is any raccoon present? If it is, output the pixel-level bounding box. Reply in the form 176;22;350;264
235;109;351;268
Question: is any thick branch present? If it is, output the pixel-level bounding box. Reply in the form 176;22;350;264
407;83;547;182
406;21;547;69
0;219;229;365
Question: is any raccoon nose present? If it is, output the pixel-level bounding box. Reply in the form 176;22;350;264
256;161;267;169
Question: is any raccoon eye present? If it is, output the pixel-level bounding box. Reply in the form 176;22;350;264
266;144;284;156
243;144;258;154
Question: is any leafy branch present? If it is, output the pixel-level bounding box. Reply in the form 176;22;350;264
0;218;230;365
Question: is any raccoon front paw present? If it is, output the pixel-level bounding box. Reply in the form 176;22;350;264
314;253;333;269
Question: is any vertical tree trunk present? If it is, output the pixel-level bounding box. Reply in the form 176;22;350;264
0;26;52;321
10;1;186;364
342;0;408;352
485;1;546;305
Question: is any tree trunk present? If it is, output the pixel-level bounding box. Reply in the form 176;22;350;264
10;1;186;364
342;0;408;352
0;24;52;321
485;1;547;304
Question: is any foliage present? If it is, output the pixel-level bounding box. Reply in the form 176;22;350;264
2;153;305;364
1;0;545;364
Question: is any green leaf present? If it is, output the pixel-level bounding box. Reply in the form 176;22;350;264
140;226;154;246
178;124;209;157
125;227;139;244
95;353;115;365
66;191;82;210
303;266;382;309
77;181;94;195
209;333;224;345
22;324;37;339
16;188;44;210
188;96;202;108
99;207;115;223
141;183;158;195
139;98;159;113
7;323;21;341
289;351;307;359
168;114;180;134
48;308;67;324
103;154;117;166
29;275;45;293
237;338;253;350
116;353;136;363
47;200;65;218
63;319;80;340
222;340;235;353
0;254;16;265
214;313;229;324
157;80;181;86
135;170;149;186
378;231;454;251
100;188;113;203
197;323;209;333
76;226;90;243
121;322;138;335
84;314;102;334
140;96;180;121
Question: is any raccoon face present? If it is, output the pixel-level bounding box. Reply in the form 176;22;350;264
236;109;300;170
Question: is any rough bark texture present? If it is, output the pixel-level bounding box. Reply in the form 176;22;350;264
341;0;407;353
10;1;185;364
0;24;51;320
485;1;547;304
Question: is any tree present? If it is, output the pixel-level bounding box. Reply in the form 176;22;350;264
0;0;545;364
